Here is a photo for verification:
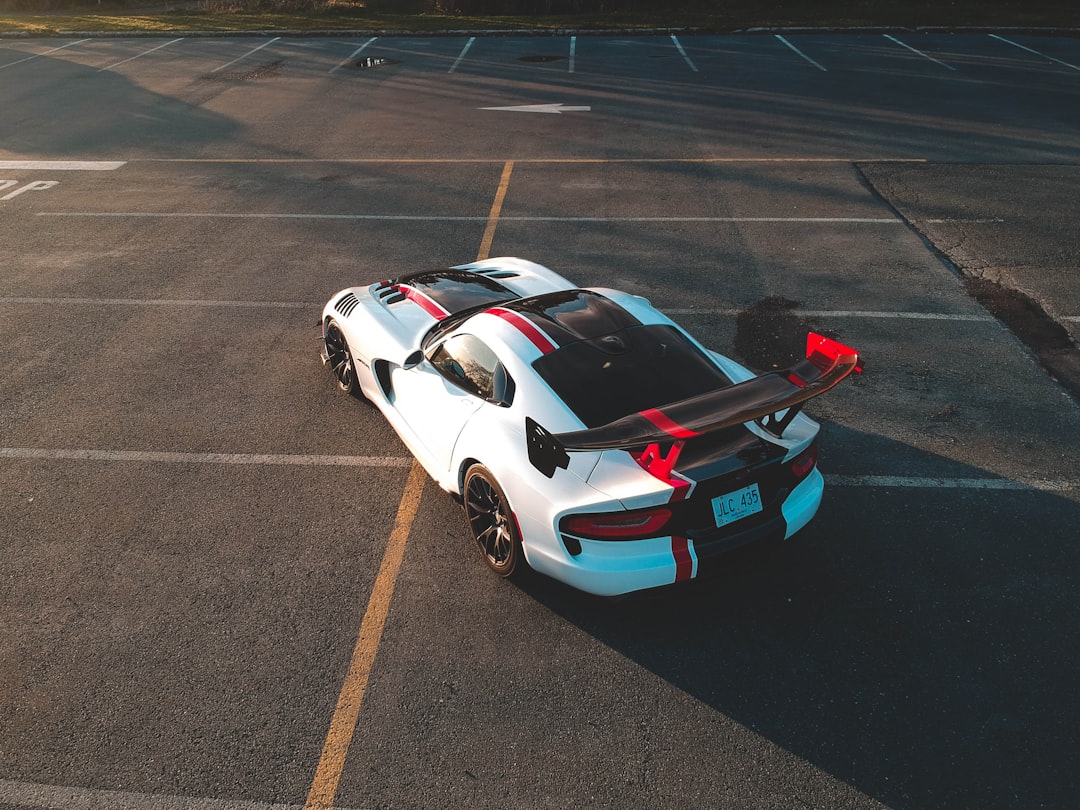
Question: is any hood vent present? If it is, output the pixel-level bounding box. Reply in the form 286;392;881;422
335;292;361;317
376;284;407;305
472;266;520;280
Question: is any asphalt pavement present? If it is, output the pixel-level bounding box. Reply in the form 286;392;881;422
1;31;1078;810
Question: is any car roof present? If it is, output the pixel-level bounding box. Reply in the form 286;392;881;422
473;289;735;429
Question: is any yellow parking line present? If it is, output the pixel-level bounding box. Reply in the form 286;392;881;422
477;160;514;261
304;460;426;810
304;160;516;809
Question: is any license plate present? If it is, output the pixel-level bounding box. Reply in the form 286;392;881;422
712;483;763;528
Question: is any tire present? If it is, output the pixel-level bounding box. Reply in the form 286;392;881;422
463;465;523;578
324;320;357;396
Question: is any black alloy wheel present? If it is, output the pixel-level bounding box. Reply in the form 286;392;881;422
464;465;522;577
324;320;356;395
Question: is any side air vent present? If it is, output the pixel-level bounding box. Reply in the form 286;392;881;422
335;292;361;317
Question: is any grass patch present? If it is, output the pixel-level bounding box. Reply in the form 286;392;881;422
2;1;1079;36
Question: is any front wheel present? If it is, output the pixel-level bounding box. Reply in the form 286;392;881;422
324;320;357;396
463;465;523;578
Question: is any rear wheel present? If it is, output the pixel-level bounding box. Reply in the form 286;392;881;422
464;465;523;578
324;320;357;396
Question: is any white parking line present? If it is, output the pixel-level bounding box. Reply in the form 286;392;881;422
989;34;1080;71
138;157;926;165
671;34;698;73
667;308;993;322
500;216;900;223
775;35;827;72
330;37;377;75
0;296;996;323
0;448;413;468
98;38;184;72
796;309;992;321
926;218;1005;224
38;212;904;223
448;36;475;74
0;297;312;308
39;212;491;221
0;39;89;70
829;475;1079;492
883;34;956;71
210;37;281;74
0;160;125;170
2;448;1072;491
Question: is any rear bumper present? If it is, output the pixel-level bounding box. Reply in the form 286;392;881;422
526;468;824;596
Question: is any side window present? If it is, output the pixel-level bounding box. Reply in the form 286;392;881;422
429;334;514;405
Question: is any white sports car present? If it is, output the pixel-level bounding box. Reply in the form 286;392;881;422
321;258;861;596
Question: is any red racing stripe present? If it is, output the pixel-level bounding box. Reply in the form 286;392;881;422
672;536;693;582
640;408;701;439
487;307;558;354
400;286;450;320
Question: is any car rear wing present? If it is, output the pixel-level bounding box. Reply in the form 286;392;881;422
527;333;861;478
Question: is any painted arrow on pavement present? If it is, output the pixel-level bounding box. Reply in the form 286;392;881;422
480;103;591;114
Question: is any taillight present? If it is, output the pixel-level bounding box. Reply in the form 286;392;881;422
790;442;818;480
562;506;672;540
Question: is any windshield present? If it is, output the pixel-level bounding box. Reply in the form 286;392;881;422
400;269;517;313
421;301;501;350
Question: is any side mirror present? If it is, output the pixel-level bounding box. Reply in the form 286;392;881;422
402;349;424;370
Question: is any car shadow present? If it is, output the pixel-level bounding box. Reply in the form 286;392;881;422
0;47;239;156
514;424;1080;809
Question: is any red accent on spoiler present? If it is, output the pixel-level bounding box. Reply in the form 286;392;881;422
633;440;683;479
400;286;450;321
806;333;863;373
640;408;702;439
487;307;558;354
631;441;691;503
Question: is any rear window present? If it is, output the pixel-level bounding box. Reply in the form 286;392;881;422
533;324;732;428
